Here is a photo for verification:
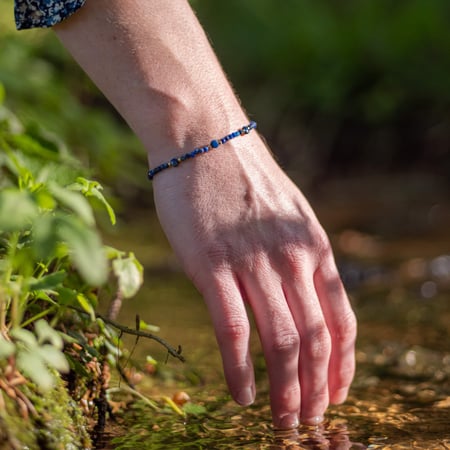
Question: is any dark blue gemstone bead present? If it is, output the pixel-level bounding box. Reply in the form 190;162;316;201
148;121;256;181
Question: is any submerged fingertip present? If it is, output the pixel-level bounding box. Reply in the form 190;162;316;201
275;413;299;430
300;415;324;426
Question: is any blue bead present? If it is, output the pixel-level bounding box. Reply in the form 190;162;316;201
147;121;257;181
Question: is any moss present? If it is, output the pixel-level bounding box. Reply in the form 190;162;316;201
0;375;91;450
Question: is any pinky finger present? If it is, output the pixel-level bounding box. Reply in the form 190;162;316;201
314;255;357;404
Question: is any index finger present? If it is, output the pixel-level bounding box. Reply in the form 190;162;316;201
198;269;256;407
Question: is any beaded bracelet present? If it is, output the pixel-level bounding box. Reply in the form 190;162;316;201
147;121;257;180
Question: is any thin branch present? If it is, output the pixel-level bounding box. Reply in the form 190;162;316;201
69;306;185;363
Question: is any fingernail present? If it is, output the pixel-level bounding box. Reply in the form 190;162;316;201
301;415;324;426
236;387;254;406
277;413;299;430
331;388;348;405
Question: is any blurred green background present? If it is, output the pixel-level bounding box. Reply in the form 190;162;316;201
1;0;449;200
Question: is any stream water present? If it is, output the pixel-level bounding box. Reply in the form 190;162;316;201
102;175;450;449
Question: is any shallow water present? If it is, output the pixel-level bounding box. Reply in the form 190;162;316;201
103;176;450;449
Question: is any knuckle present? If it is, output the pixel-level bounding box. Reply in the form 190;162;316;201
203;241;235;269
303;325;331;361
270;330;300;355
216;319;250;344
315;229;333;259
333;310;357;345
277;244;307;278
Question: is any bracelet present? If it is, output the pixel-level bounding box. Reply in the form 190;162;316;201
147;121;257;180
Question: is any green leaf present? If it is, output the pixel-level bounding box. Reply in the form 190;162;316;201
0;189;38;231
29;271;66;291
57;215;107;286
32;214;58;260
10;328;37;348
77;293;96;322
69;177;116;225
140;320;160;333
56;287;77;305
104;245;125;260
112;254;143;298
0;338;15;359
16;349;55;391
49;182;95;226
36;345;70;373
35;319;64;349
8;134;61;162
35;189;56;210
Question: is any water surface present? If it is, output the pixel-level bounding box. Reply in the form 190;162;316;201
104;176;450;449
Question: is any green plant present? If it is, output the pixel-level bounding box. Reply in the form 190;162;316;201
0;79;149;373
0;84;157;447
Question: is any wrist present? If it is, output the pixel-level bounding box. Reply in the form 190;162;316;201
147;121;258;180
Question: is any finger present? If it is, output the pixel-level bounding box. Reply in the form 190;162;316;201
282;258;331;426
242;261;301;430
199;270;255;407
314;253;357;405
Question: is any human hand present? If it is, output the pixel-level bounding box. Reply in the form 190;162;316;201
52;0;356;428
152;129;357;429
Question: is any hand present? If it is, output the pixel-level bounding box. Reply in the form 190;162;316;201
152;130;357;429
53;0;356;428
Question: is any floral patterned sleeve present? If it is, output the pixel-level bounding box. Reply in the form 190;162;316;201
15;0;86;30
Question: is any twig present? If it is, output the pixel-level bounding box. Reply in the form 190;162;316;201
69;306;185;363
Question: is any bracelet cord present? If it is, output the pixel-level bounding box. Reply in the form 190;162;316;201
147;121;257;180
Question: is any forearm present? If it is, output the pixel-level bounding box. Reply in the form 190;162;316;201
54;0;248;166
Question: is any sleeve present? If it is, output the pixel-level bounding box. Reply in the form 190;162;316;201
15;0;86;30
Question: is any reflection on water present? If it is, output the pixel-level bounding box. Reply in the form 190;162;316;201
105;187;450;449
